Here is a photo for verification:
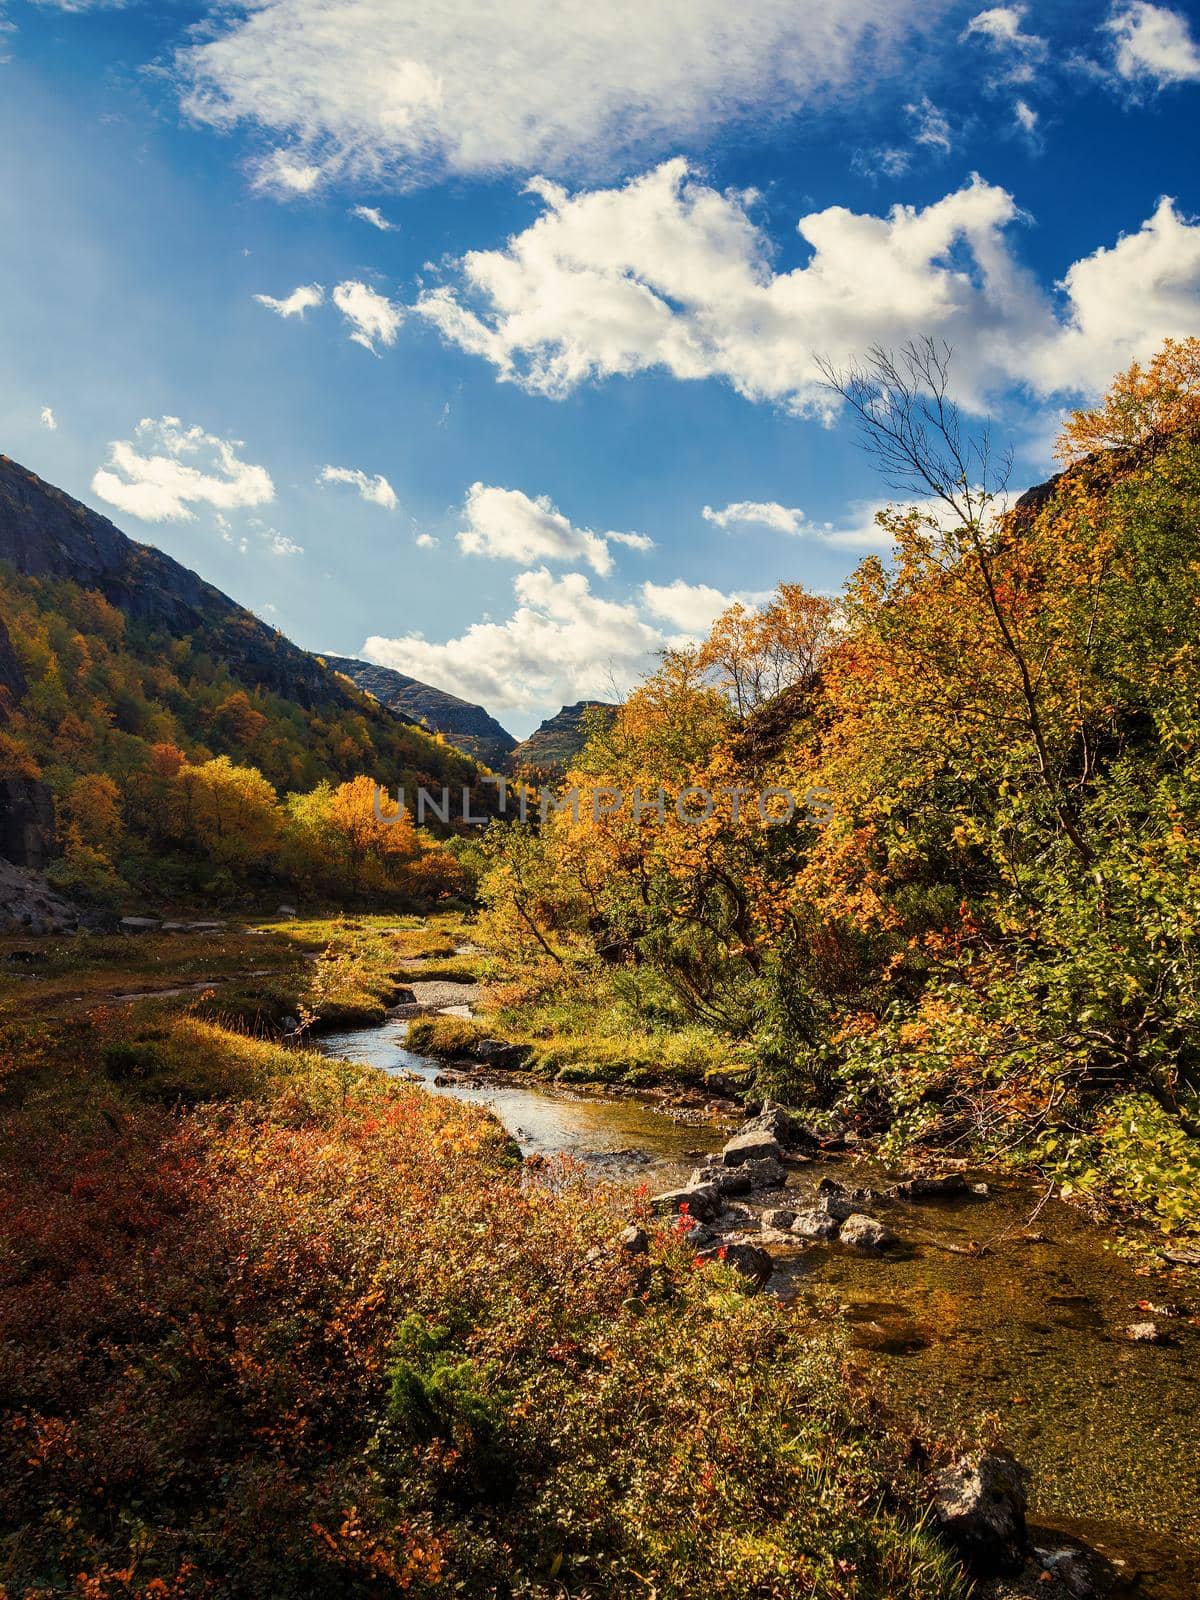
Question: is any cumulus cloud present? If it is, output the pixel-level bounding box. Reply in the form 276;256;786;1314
40;405;57;430
332;279;402;351
641;578;765;633
416;160;1200;410
320;463;398;509
91;417;274;523
350;204;396;230
177;0;944;193
362;567;669;714
254;282;324;318
704;495;900;548
703;500;806;536
1040;197;1200;392
455;482;652;575
1105;3;1200;87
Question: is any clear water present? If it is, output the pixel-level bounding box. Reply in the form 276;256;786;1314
319;1018;1200;1595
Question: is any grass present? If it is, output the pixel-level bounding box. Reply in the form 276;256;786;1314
0;951;973;1600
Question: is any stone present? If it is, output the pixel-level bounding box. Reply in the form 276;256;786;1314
618;1225;649;1255
741;1156;787;1190
738;1104;820;1151
790;1208;842;1241
695;1241;774;1292
838;1213;900;1252
761;1207;797;1231
891;1172;969;1200
720;1129;783;1167
650;1184;721;1223
1034;1543;1117;1598
276;903;298;919
1123;1320;1166;1343
688;1167;752;1196
932;1451;1029;1574
119;917;162;934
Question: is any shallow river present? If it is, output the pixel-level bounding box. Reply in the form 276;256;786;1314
319;1016;1200;1597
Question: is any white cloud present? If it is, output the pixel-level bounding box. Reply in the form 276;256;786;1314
705;495;899;548
362;567;668;714
259;526;304;556
320;463;398;509
1014;98;1038;133
1105;3;1200;87
350;204;396;230
252;149;324;194
963;5;1045;55
91;417;274;523
415;531;438;548
703;500;805;536
1040;196;1200;392
417;160;1200;409
455;482;652;575
254;282;324;318
177;0;945;193
641;578;765;633
40;405;57;430
332;279;402;351
906;95;951;152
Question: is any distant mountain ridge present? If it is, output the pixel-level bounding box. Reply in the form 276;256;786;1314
509;701;617;778
325;656;517;771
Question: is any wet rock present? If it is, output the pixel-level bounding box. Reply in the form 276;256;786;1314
741;1155;787;1189
790;1208;842;1241
932;1450;1029;1574
891;1172;969;1200
1123;1320;1166;1344
119;917;162;934
720;1129;783;1167
689;1166;753;1196
1034;1543;1117;1598
838;1213;900;1253
696;1241;774;1292
650;1184;722;1223
761;1207;796;1231
618;1225;649;1255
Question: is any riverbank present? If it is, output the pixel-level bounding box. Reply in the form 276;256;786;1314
1;939;978;1599
320;1011;1200;1596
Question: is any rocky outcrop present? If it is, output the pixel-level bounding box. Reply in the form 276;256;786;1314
324;655;516;770
0;861;81;934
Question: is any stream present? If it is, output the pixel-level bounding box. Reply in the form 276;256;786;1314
319;1014;1200;1598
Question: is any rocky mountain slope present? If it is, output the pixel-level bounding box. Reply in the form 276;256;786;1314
509;701;617;778
324;655;516;771
0;455;366;711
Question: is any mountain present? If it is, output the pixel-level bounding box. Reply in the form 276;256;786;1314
509;701;617;779
0;455;364;712
0;454;490;876
325;656;516;771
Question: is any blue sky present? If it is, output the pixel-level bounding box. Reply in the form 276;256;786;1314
2;0;1199;735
